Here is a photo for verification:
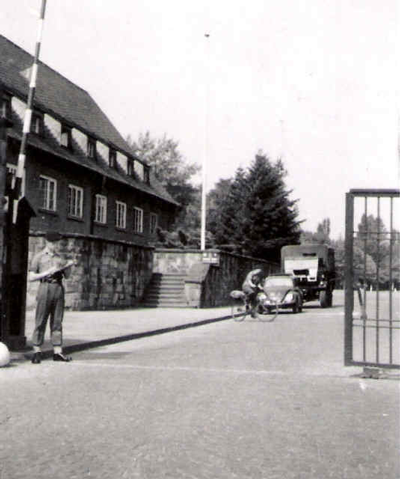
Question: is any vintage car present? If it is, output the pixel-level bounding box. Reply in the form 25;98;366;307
257;274;303;314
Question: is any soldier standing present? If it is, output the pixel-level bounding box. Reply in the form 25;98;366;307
28;231;75;364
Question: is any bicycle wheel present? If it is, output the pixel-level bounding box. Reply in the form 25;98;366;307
258;302;279;322
231;298;248;321
230;290;248;321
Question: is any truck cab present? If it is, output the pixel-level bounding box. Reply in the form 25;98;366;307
281;244;335;307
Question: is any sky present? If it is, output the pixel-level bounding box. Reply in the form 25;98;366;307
1;0;399;238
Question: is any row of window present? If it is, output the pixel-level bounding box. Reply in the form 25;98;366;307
38;175;158;234
1;92;150;183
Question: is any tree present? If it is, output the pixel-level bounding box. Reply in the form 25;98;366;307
241;154;301;260
208;153;301;261
356;214;389;266
333;238;377;288
127;131;202;247
206;178;232;238
354;213;400;286
317;218;331;239
126;131;200;207
211;168;249;252
301;218;331;245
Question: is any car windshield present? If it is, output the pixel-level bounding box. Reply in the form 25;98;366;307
264;277;293;288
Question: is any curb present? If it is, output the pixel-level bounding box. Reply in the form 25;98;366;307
13;314;233;362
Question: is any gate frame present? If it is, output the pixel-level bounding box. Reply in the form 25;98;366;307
344;188;400;369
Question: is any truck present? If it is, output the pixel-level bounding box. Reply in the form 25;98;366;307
281;244;335;308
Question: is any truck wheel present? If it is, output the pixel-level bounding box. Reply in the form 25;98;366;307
327;291;333;307
319;290;328;308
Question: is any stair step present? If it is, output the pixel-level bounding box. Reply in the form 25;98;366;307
142;304;189;308
150;280;185;286
146;294;185;300
152;274;186;280
143;297;187;303
150;283;185;289
145;295;185;301
142;301;187;308
142;272;188;308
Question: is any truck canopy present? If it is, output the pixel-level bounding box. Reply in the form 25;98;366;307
281;244;335;271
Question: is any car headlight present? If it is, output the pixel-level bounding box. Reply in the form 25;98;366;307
257;293;267;303
268;293;278;302
284;293;294;302
260;293;273;305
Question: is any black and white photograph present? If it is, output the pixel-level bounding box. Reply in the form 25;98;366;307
0;1;399;478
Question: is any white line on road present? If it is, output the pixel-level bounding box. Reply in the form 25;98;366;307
70;361;288;375
68;361;355;379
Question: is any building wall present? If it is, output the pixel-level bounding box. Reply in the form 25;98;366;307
6;139;176;246
27;233;154;310
7;92;177;246
2;52;179;315
153;249;280;308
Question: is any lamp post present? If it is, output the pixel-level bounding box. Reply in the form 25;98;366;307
201;33;210;250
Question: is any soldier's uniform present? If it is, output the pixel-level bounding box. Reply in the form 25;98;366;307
30;248;66;348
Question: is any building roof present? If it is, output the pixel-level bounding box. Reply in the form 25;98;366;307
0;35;179;206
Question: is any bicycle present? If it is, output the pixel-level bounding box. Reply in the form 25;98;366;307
229;290;250;321
256;292;279;322
229;290;278;322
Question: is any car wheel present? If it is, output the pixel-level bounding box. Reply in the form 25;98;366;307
327;291;333;307
319;290;328;308
292;302;299;314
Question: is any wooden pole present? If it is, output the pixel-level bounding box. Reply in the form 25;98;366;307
13;0;47;223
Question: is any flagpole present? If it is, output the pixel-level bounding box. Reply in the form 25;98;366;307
201;33;210;250
13;0;47;223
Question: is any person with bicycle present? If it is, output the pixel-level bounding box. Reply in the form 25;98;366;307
242;268;264;318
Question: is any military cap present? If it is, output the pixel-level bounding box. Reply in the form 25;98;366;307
45;231;62;242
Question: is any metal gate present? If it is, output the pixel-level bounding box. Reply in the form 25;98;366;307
344;189;400;369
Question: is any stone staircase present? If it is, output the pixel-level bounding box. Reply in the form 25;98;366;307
142;273;188;308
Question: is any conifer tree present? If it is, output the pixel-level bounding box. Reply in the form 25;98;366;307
241;153;301;261
209;152;301;261
212;167;248;252
207;178;232;239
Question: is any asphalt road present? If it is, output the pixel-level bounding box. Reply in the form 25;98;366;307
1;301;399;479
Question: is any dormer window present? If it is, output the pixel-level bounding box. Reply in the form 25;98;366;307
109;149;116;168
31;112;43;135
134;160;144;181
144;166;150;184
1;93;12;119
61;125;72;149
87;138;96;159
127;159;134;176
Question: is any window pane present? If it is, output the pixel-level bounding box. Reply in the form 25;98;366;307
133;208;143;233
95;195;107;223
68;185;83;217
39;176;56;211
116;201;126;229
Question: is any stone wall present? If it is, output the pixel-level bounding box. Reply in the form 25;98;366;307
27;233;154;310
154;249;280;308
153;249;203;274
201;251;279;307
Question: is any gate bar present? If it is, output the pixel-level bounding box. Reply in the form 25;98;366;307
344;192;354;365
376;197;380;363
